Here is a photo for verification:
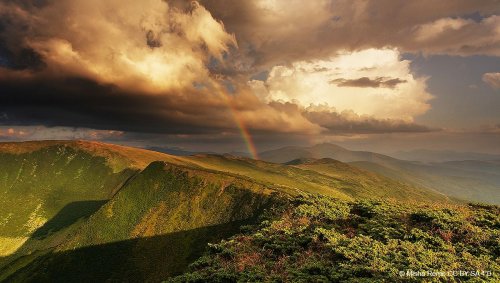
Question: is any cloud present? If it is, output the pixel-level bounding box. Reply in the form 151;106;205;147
200;0;500;72
412;16;500;55
415;18;470;41
249;49;432;121
0;0;236;93
0;127;29;139
0;68;437;139
331;77;407;88
1;0;495;151
303;106;438;134
0;126;124;141
482;72;500;89
477;123;500;133
0;72;326;136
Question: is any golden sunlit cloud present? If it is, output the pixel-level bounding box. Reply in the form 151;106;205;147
22;0;235;93
249;49;432;121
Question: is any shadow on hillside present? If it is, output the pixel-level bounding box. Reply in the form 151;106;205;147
0;200;109;280
32;200;108;239
3;220;250;282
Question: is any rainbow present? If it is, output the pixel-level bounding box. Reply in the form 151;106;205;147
231;110;259;160
217;87;259;160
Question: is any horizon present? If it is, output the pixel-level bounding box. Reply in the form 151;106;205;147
2;139;500;164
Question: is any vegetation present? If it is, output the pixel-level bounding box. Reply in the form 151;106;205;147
259;143;500;205
169;194;499;282
2;161;282;282
291;158;447;203
188;154;451;203
0;144;136;257
0;141;497;282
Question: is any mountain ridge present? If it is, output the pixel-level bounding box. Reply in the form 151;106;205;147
0;140;492;282
259;143;500;204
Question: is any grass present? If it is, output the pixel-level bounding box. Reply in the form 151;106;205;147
187;155;452;203
168;193;500;282
293;158;451;203
0;145;136;239
0;140;484;282
2;161;284;282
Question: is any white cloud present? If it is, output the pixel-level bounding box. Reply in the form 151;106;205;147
415;18;471;41
412;15;500;55
249;49;432;121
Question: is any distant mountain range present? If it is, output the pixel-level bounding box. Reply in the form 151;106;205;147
389;149;500;162
146;146;213;156
259;143;500;204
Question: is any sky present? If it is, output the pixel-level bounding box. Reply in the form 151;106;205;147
0;0;499;156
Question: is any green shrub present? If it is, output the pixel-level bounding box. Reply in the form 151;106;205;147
167;194;500;282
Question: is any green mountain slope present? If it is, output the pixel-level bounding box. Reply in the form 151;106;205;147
289;158;449;202
352;160;500;205
3;161;280;282
0;141;199;277
0;140;475;282
0;143;136;257
186;154;449;203
260;143;500;204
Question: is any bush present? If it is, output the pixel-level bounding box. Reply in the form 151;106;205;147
166;194;500;282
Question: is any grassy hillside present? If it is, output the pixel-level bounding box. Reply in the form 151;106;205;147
0;143;138;258
169;194;500;282
0;140;201;278
0;140;193;171
186;154;449;203
352;160;500;205
290;158;449;202
0;140;490;282
259;143;500;204
3;161;281;282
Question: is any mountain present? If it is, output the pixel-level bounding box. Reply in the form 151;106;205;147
260;143;500;204
2;161;279;282
146;146;215;156
0;141;283;281
351;160;500;205
186;154;449;202
259;143;397;164
390;149;500;162
0;140;491;282
287;158;447;202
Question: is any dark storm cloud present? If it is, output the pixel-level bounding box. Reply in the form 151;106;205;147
0;74;235;134
331;77;407;88
0;2;46;70
146;30;162;49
